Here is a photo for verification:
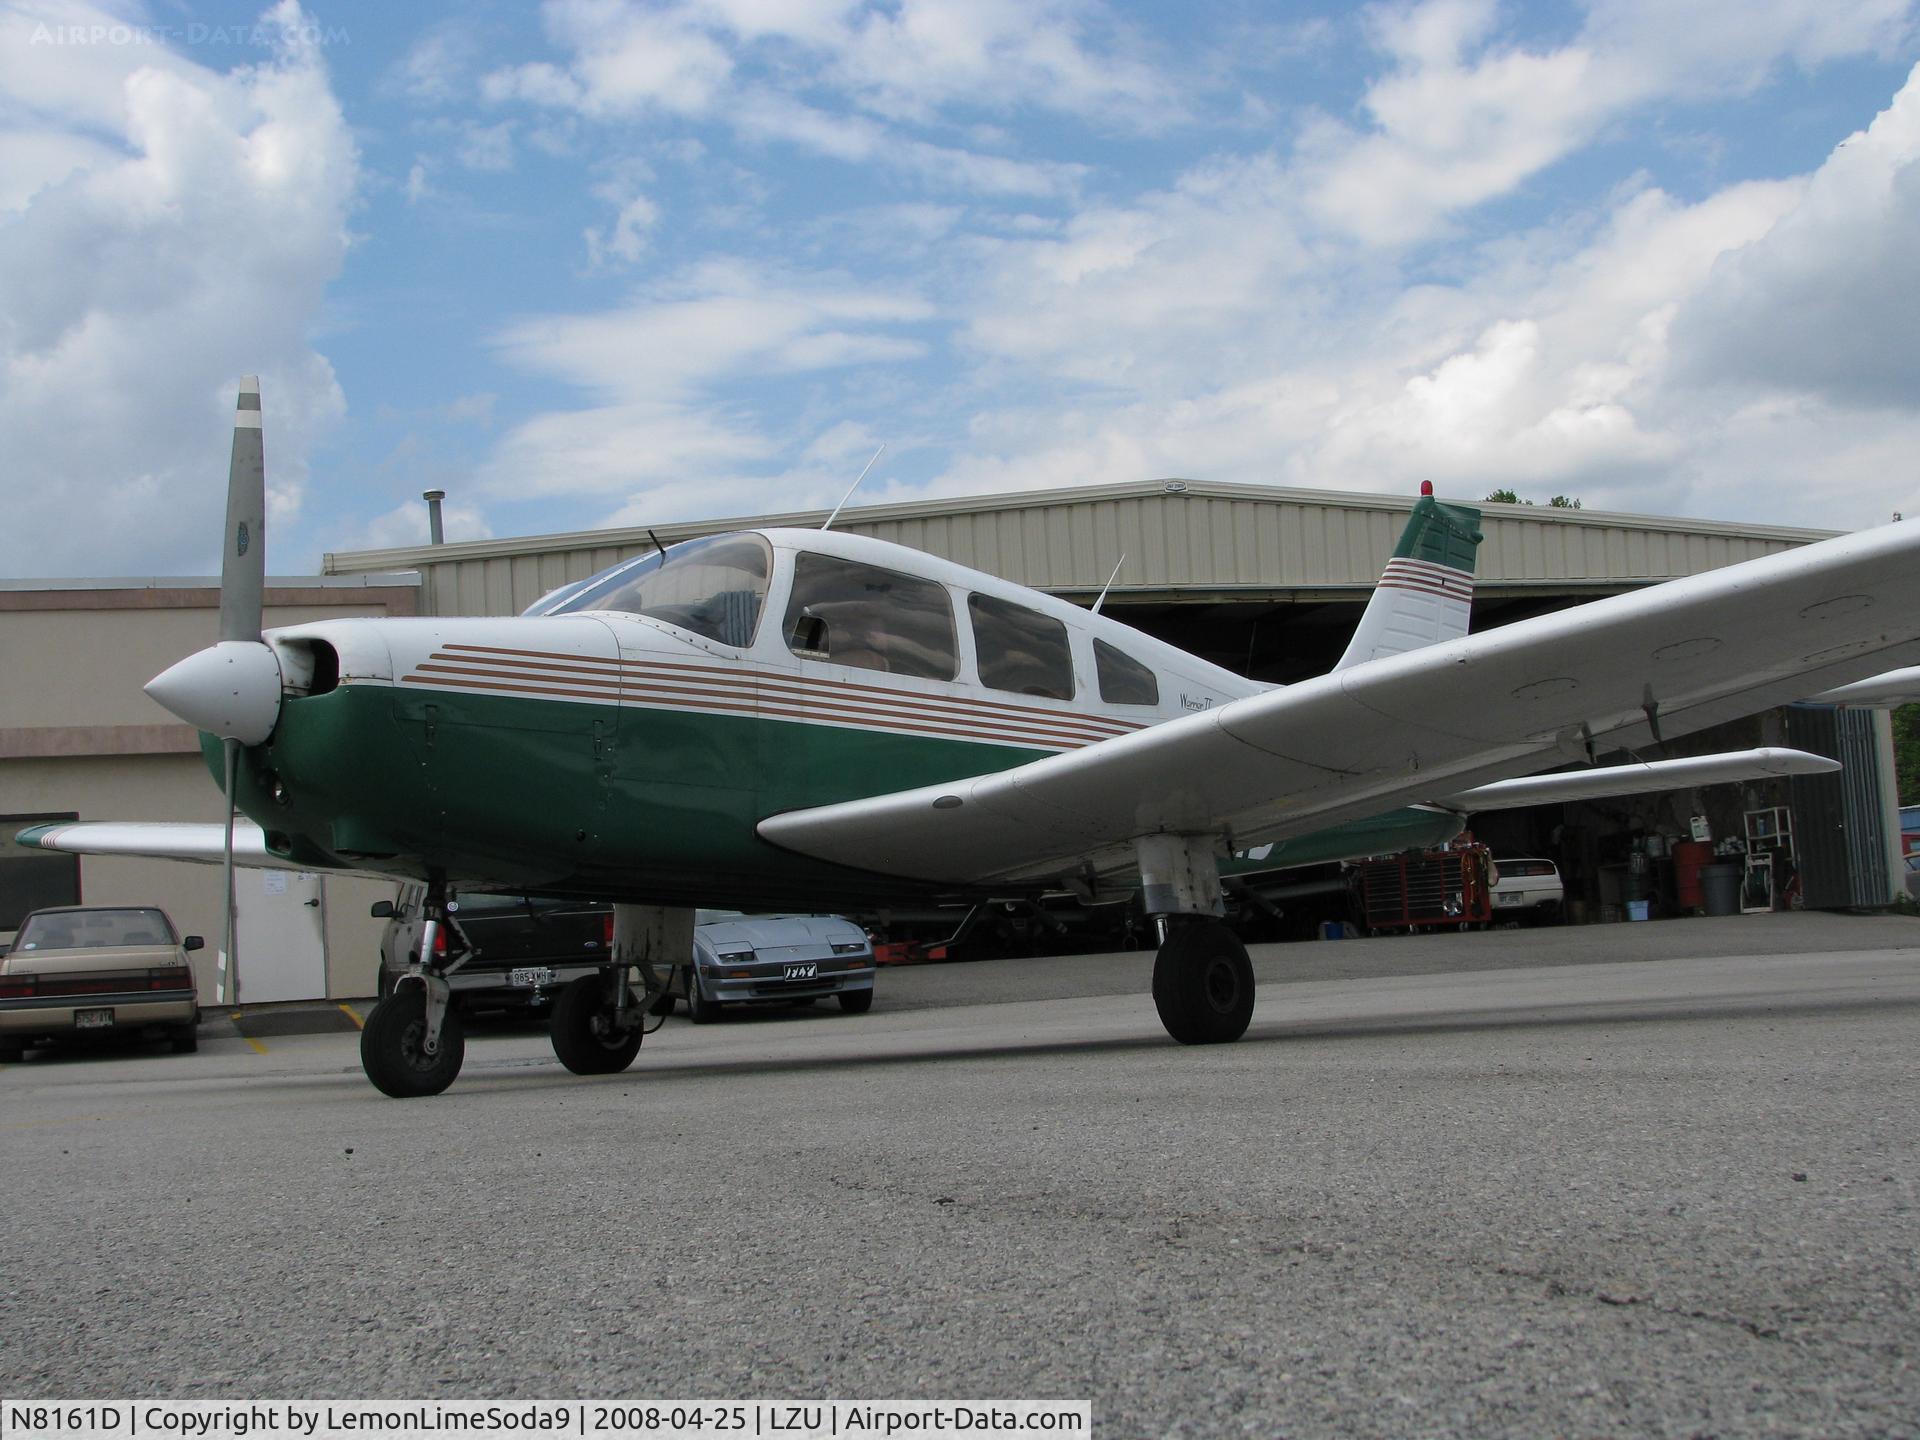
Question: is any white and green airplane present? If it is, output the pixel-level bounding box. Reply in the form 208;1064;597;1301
20;382;1920;1097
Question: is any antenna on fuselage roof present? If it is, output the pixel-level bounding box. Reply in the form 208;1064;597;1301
647;528;670;562
821;444;885;531
1090;553;1128;616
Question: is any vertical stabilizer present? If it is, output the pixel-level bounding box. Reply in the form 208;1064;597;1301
1335;483;1483;670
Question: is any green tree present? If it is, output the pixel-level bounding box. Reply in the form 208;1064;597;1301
1484;489;1584;508
1894;704;1920;805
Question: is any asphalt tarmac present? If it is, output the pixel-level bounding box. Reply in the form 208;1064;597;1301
3;915;1917;1438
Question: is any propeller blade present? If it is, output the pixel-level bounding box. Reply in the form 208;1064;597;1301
149;375;284;744
219;376;265;645
222;737;240;1007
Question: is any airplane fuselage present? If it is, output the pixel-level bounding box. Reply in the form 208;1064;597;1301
223;527;1462;906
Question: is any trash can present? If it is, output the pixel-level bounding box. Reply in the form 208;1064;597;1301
1701;864;1743;917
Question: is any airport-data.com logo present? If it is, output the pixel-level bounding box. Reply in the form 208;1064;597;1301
27;21;350;47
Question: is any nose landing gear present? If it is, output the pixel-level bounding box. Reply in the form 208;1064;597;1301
360;879;470;1098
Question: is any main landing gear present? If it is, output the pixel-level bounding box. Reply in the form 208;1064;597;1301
547;904;688;1076
1139;834;1256;1046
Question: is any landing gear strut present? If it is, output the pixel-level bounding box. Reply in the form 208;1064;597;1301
1140;834;1256;1046
548;904;689;1076
360;877;470;1098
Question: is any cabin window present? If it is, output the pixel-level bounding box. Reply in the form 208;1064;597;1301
1094;639;1159;706
533;533;771;648
783;553;958;680
969;594;1074;700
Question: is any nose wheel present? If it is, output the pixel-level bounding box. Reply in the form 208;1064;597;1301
361;982;467;1097
359;880;472;1097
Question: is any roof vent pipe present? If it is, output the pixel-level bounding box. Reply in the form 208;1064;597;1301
422;489;446;546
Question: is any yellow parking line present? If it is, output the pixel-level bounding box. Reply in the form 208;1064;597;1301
232;1011;269;1055
338;1003;365;1029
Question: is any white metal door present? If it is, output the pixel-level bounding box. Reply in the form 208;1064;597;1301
230;869;328;1004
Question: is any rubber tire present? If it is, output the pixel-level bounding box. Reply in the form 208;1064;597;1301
1152;920;1255;1045
837;986;874;1014
171;1023;199;1054
686;966;722;1025
550;974;644;1074
0;1038;24;1064
360;985;466;1098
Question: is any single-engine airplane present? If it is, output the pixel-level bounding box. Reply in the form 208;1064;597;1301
19;381;1920;1097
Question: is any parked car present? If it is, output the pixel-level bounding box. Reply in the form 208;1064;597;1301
1489;857;1565;923
665;910;876;1022
1904;852;1920;903
374;888;609;1010
0;906;202;1062
374;892;877;1018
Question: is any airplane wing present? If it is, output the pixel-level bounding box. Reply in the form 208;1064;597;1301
760;518;1920;887
12;819;394;881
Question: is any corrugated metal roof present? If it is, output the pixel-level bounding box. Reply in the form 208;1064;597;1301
323;478;1839;619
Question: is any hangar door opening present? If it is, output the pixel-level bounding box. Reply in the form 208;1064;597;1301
233;868;328;1003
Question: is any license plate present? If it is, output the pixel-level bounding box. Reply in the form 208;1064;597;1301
508;966;556;988
74;1008;114;1029
784;963;818;981
1496;893;1520;905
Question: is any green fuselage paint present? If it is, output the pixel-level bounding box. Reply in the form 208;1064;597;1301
209;683;1459;910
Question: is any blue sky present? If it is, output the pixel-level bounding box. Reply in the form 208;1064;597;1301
3;0;1919;576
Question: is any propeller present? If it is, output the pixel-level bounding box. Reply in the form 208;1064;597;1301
145;377;281;1006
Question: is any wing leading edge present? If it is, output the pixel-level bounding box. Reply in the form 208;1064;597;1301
759;517;1920;887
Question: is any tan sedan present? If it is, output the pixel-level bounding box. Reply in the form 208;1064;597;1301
0;906;203;1062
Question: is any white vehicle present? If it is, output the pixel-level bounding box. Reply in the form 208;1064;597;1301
1490;858;1564;924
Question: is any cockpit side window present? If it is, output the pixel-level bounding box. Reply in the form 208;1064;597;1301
534;534;772;648
1094;639;1159;706
783;553;958;680
970;594;1075;700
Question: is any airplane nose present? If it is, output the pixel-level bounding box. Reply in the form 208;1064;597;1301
145;640;283;745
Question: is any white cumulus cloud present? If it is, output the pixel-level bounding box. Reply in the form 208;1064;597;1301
0;0;357;577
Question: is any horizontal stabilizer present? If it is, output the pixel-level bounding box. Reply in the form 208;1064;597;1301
1806;666;1920;708
1432;747;1839;813
12;820;387;879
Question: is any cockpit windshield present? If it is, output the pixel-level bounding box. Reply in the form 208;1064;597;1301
525;533;772;648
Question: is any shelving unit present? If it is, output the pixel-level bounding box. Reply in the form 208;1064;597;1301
1742;807;1794;913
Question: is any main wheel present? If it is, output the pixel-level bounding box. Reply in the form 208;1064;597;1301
360;985;466;1098
685;966;722;1025
1152;919;1255;1045
551;973;644;1074
837;986;874;1014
